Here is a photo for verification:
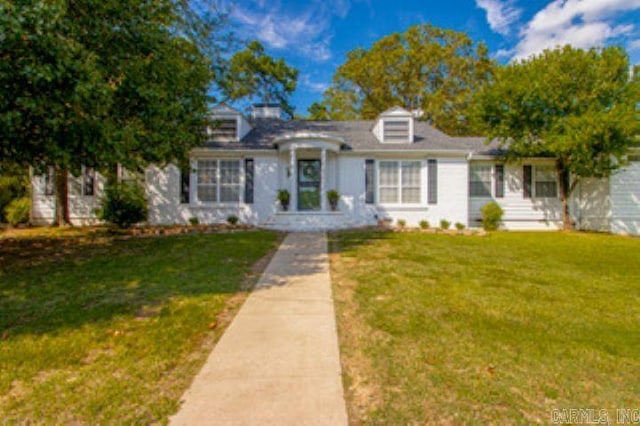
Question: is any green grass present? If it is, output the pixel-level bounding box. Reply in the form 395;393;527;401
330;231;640;424
0;228;280;423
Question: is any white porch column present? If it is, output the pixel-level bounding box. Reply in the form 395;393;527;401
290;146;297;212
320;148;327;211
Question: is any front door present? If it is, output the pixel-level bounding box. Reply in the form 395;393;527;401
298;160;321;211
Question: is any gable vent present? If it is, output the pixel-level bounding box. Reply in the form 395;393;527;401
211;118;238;140
383;120;410;142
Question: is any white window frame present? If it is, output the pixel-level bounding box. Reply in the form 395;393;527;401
533;165;558;198
377;160;422;205
194;159;243;205
469;164;492;198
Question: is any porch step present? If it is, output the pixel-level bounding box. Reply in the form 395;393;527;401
259;211;365;231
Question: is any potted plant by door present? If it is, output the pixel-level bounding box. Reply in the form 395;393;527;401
277;189;290;211
326;190;340;211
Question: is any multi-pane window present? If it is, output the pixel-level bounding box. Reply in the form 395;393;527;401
41;166;55;196
197;160;218;202
196;159;241;203
469;164;492;197
378;161;421;204
219;160;241;202
383;120;410;142
535;166;558;198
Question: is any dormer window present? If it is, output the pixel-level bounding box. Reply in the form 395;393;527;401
383;120;410;142
211;118;238;141
373;106;415;144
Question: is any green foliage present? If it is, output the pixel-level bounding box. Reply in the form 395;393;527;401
221;41;299;118
455;222;465;231
315;24;494;134
0;0;223;224
480;201;504;231
397;219;406;228
419;220;430;229
0;163;29;223
99;182;148;228
277;189;290;211
440;220;451;230
188;217;199;226
5;197;30;226
474;45;639;218
226;215;239;225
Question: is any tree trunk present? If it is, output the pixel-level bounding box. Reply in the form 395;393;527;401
557;166;574;230
54;167;71;226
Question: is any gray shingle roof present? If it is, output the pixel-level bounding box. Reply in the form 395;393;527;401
205;119;501;155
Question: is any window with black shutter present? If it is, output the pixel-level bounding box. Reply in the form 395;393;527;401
494;164;504;198
365;159;375;204
180;166;190;204
427;159;437;204
523;165;532;198
245;158;254;204
83;167;95;196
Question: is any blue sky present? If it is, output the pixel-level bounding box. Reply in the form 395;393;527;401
228;0;640;115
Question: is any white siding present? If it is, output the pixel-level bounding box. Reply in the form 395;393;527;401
468;162;562;230
336;156;468;227
146;155;279;226
572;177;611;232
610;162;640;235
31;171;105;226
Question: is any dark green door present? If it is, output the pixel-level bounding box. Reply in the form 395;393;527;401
298;160;321;211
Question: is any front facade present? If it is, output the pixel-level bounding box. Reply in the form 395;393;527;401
31;105;640;234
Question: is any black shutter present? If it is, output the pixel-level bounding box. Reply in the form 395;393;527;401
180;166;190;204
494;164;504;198
427;159;437;204
523;165;532;198
245;158;254;204
365;159;375;204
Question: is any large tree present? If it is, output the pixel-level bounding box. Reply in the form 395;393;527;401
220;41;298;118
311;24;494;134
0;0;221;225
474;45;639;229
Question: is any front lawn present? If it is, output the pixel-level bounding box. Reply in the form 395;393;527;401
0;228;280;423
330;231;640;423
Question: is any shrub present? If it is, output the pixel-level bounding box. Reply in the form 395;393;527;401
397;219;406;228
419;220;430;229
227;215;239;225
455;222;465;231
5;197;30;226
440;219;451;230
99;182;148;228
481;201;504;231
188;217;199;226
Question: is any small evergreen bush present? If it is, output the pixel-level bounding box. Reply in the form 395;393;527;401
419;220;429;229
455;222;465;231
188;216;199;226
440;219;451;230
227;215;239;225
99;182;148;228
397;219;406;228
481;201;504;231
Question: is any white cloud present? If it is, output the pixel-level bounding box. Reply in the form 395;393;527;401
300;75;330;93
230;0;349;62
475;0;522;36
512;0;640;60
628;39;640;50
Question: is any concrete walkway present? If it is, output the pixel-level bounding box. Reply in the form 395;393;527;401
170;232;348;426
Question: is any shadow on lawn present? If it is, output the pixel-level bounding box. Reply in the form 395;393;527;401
0;231;278;338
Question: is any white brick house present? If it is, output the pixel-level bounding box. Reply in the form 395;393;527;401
31;104;640;234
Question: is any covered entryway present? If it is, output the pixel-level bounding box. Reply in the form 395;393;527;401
274;133;344;213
